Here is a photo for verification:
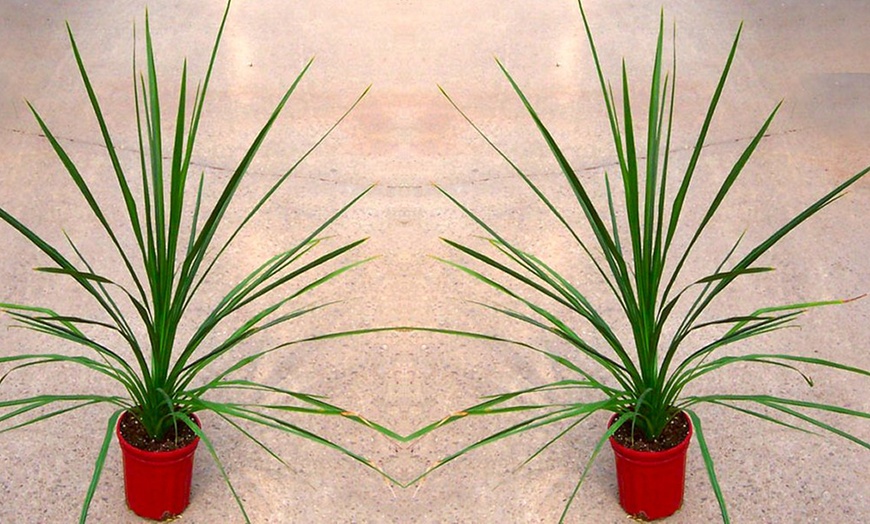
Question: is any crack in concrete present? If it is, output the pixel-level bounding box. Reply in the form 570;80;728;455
4;126;232;175
3;125;802;190
452;126;803;185
2;126;346;186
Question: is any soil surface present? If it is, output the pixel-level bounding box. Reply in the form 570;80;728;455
612;413;690;453
119;413;199;452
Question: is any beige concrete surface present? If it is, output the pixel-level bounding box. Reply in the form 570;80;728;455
1;1;868;522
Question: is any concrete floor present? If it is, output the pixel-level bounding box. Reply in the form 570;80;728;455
1;1;868;522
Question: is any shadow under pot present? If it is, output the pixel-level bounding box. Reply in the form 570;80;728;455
116;411;201;520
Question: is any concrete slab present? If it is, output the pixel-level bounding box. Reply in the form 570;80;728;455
0;1;867;522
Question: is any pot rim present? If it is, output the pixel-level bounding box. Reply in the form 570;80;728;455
116;410;201;460
608;411;693;459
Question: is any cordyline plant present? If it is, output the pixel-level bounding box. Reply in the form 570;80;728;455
409;3;869;522
0;2;399;522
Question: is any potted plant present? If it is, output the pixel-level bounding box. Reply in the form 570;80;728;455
0;2;399;522
408;3;869;522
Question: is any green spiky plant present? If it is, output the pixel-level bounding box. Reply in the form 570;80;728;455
0;2;401;522
408;3;870;522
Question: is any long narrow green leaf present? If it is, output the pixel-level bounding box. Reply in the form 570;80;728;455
686;165;870;334
79;410;123;524
181;414;251;524
65;26;149;305
662;103;782;306
493;59;634;314
176;59;316;303
559;411;628;523
166;59;188;272
143;10;166;270
436;187;642;377
662;22;743;258
180;0;232;178
437;86;623;303
408;405;594;486
686;410;729;523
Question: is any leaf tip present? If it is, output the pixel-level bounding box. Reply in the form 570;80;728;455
843;293;867;304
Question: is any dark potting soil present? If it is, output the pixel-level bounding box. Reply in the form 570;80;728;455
612;414;690;453
119;414;198;452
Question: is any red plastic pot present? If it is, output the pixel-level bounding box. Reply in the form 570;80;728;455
116;412;201;520
608;412;693;520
